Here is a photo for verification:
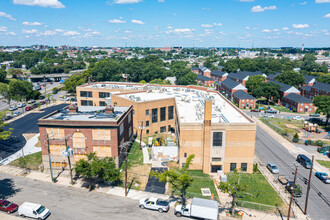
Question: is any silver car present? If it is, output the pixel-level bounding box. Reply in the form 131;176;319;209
267;163;279;174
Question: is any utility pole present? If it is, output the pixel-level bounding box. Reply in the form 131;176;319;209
287;165;298;220
304;155;314;214
64;138;74;185
44;75;47;98
139;121;144;150
120;141;132;197
46;134;55;183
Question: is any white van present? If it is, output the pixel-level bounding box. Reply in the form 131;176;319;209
18;202;51;219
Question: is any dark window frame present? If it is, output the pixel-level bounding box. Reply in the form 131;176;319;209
213;132;223;147
152;108;158;123
160;107;166;121
80;91;92;98
230;163;237;172
168;106;174;120
241;163;247;172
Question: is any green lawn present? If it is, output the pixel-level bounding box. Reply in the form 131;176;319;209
9;151;42;170
183;170;218;200
120;142;143;170
317;160;330;169
227;172;284;207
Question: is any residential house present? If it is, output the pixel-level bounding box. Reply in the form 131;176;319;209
266;72;281;81
199;66;211;77
227;71;267;86
310;82;330;98
268;80;300;98
303;75;316;86
281;93;315;113
210;70;228;82
197;74;215;87
217;78;248;101
233;90;256;109
300;85;312;99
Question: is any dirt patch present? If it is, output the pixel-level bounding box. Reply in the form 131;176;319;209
284;124;298;129
23;133;38;141
127;164;152;190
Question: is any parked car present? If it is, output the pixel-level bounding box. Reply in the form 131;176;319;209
13;112;22;117
18;202;50;219
250;109;261;112
32;103;38;108
315;172;330;184
309;113;320;117
292;116;303;120
52;90;57;94
266;114;274;118
4;115;12;121
265;109;277;114
0;199;18;214
174;197;219;220
285;182;302;197
18;103;26;108
39;100;47;105
317;146;330;154
139;197;169;213
267;163;279;174
296;154;311;169
39;95;45;100
28;99;35;104
9;105;18;111
25;106;33;111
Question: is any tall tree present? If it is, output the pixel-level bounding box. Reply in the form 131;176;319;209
274;70;305;87
0;68;6;82
313;95;330;124
0;111;12;140
150;154;195;205
0;83;12;107
317;75;330;84
218;169;249;216
245;75;266;94
253;82;281;104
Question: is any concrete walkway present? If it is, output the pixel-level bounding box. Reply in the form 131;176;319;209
0;133;41;165
254;116;329;173
135;139;152;164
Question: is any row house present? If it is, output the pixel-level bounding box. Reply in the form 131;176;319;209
300;86;312;99
227;71;267;86
191;66;211;77
266;72;281;81
210;70;228;82
281;93;315;113
197;75;215;87
311;82;330;98
303;75;316;87
268;80;300;98
233;90;256;109
217;78;248;101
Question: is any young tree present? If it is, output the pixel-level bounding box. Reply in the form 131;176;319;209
0;83;12;107
75;153;120;190
0;111;12;140
245;75;266;94
313;95;330;124
218;169;249;216
150;154;195;205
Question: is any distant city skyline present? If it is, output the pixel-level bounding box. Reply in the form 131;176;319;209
0;0;329;47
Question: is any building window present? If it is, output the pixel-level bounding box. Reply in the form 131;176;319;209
129;126;132;137
230;163;237;172
160;126;166;133
184;153;187;158
146;121;149;127
80;91;92;97
211;165;222;173
241;163;247;172
168;125;171;132
81;100;93;106
99;92;110;98
213;132;223;147
160;107;166;121
212;157;221;162
128;112;132;123
152;108;158;123
99;101;106;106
93;146;112;157
168;106;174;120
145;110;149;116
92;129;111;141
120;123;124;136
46;128;65;139
146;130;149;134
182;163;186;168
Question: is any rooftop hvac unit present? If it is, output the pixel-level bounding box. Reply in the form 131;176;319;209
147;89;152;93
101;84;106;87
129;95;135;100
135;97;141;101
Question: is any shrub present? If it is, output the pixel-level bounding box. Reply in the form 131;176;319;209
292;133;299;143
253;163;258;173
256;104;259;109
307;140;313;145
314;140;324;147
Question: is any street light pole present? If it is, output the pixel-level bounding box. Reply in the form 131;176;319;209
287;165;298;220
304;155;314;214
46;134;55;183
125;144;128;197
139;121;144;150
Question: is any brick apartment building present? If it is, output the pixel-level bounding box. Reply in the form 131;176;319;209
268;80;300;98
38;105;133;170
310;82;330;98
303;75;316;86
210;70;228;82
233;90;256;109
300;85;312;99
227;71;267;86
76;82;256;174
281;93;315;113
197;74;215;87
217;78;248;101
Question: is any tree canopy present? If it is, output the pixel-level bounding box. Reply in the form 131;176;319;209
0;68;6;82
253;82;281;103
317;75;330;84
0;111;12;140
274;70;305;87
245;75;266;94
313;95;330;124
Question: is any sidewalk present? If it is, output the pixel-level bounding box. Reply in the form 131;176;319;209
135;139;152;164
254;116;329;173
0;133;41;165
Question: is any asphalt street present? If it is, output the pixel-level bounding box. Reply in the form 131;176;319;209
255;126;330;220
0;173;177;220
0;104;68;160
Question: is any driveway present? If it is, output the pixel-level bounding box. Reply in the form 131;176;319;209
0;104;68;160
145;168;167;194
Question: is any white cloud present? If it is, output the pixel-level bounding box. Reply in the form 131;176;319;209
78;27;93;32
167;26;173;29
112;0;142;4
54;28;64;32
251;5;277;12
262;29;272;33
158;0;165;2
295;32;303;35
0;11;16;21
245;26;251;30
292;24;309;29
84;31;101;37
324;13;330;18
108;19;126;23
300;2;307;4
22;29;39;34
124;30;132;33
315;0;330;3
13;0;65;8
282;27;289;30
62;31;80;36
273;29;279;32
213;23;222;26
239;0;254;2
131;19;144;24
166;28;193;34
201;24;213;28
219;31;227;35
0;26;8;32
22;21;42;26
41;30;57;35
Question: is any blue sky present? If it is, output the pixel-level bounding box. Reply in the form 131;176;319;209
0;0;329;47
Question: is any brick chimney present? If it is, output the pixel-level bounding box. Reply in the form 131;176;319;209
202;99;212;174
105;105;114;114
68;104;78;113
